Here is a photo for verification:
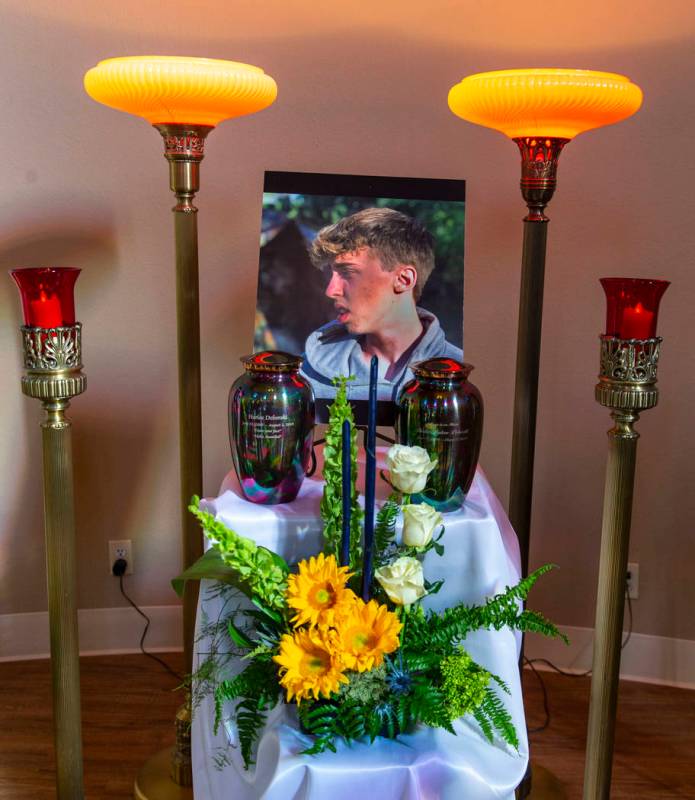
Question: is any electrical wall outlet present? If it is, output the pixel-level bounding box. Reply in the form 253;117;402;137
627;562;639;600
109;539;133;575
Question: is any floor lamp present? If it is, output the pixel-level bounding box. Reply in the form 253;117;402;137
84;56;277;797
447;69;642;798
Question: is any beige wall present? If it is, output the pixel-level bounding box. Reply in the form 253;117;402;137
1;1;693;641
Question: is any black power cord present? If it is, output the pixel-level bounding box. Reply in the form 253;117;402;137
525;582;634;734
112;558;183;683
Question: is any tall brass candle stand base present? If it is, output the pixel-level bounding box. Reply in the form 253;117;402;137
20;324;87;799
583;336;661;799
135;703;193;800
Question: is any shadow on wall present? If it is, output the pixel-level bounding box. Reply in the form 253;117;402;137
70;408;163;608
0;218;122;613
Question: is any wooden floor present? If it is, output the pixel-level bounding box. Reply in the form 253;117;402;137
0;653;184;799
0;653;693;798
523;667;695;799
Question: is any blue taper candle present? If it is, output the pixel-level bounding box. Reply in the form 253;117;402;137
361;355;378;601
340;419;352;568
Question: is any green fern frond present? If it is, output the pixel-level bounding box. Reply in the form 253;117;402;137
506;564;556;602
366;707;384;741
472;706;495;743
516;609;569;643
488;671;511;695
298;699;372;753
400;650;442;673
298;701;342;755
386;705;399;739
236;698;269;768
374;497;400;565
340;704;367;740
213;659;280;767
396;695;411;733
478;687;519;750
409;565;561;650
409;682;453;732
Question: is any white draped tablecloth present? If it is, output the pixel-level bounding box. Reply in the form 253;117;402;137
192;449;527;800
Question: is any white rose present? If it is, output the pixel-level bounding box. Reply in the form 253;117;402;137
386;444;437;494
375;556;426;606
402;503;443;548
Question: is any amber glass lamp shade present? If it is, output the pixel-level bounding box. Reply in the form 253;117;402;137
448;69;643;139
83;55;277;126
10;267;80;328
600;277;670;339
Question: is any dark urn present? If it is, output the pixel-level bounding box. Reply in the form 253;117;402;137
229;351;315;504
396;358;483;511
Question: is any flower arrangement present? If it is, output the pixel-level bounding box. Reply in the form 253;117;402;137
175;378;565;769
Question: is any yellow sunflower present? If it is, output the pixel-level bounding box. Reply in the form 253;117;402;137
273;627;348;703
335;599;402;672
286;552;356;628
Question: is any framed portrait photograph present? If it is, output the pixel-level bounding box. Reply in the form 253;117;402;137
255;171;465;424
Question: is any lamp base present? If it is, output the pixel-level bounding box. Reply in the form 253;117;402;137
517;764;567;799
134;748;193;800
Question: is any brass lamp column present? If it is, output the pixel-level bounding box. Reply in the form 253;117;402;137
156;122;210;672
584;278;669;799
83;56;277;797
509;135;566;579
447;69;643;800
10;268;86;799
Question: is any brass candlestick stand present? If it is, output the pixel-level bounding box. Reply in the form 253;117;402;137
583;335;661;799
20;323;87;799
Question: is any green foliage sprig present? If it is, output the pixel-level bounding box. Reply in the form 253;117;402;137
184;499;289;611
320;376;363;569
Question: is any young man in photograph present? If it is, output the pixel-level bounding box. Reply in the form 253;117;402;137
302;207;463;401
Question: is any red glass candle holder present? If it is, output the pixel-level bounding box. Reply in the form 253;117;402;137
600;278;670;339
10;267;80;328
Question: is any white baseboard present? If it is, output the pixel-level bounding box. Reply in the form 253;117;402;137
525;625;695;690
2;612;693;689
0;605;183;662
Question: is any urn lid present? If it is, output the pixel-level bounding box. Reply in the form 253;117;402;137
412;357;473;380
241;351;302;373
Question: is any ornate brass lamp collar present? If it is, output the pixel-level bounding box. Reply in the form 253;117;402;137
20;323;86;401
154;124;213;212
595;335;661;412
514;137;569;221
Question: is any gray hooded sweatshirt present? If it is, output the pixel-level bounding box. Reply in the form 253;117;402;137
301;308;463;402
